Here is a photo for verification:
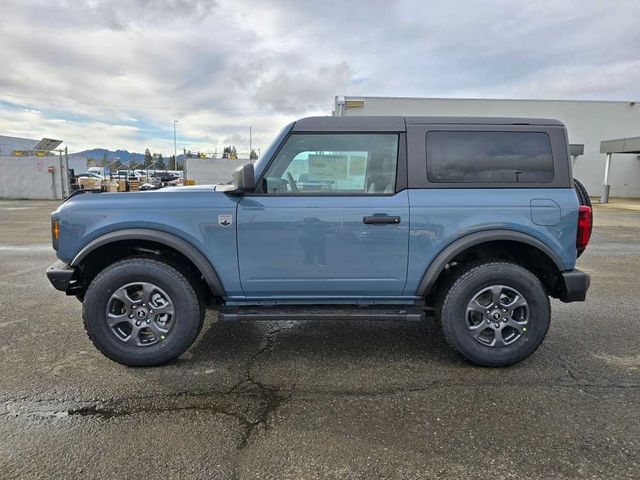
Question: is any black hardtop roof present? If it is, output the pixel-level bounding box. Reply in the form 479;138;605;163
293;116;564;132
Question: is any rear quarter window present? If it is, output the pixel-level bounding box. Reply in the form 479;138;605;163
426;131;554;184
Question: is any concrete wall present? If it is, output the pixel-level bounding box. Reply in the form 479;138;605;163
184;158;242;185
335;96;640;197
0;156;64;199
67;157;89;175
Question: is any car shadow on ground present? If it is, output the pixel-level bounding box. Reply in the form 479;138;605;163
177;315;469;382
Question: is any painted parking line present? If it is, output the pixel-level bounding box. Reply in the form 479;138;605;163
0;243;53;252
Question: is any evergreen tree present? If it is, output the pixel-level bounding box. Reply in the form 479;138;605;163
144;148;152;168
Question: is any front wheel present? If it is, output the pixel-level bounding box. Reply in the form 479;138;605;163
82;258;204;366
440;262;550;367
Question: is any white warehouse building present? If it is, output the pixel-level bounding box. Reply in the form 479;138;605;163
333;96;640;198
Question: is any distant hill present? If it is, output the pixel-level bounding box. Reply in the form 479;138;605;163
70;148;187;167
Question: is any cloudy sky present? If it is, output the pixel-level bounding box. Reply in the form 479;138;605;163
0;0;639;155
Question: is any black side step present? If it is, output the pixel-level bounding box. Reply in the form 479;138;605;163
218;306;427;322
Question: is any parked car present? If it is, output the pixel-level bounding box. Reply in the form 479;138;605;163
75;172;103;180
86;166;109;178
46;116;591;367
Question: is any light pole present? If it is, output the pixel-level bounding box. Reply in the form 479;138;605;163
173;120;179;170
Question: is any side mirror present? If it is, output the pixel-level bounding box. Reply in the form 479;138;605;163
232;162;255;192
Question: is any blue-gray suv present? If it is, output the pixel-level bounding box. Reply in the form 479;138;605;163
47;116;592;367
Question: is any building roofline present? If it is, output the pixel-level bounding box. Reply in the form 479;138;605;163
336;95;639;105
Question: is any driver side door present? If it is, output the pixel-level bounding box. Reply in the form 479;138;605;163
236;132;409;298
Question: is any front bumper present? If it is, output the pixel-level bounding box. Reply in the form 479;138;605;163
558;269;590;303
46;260;76;292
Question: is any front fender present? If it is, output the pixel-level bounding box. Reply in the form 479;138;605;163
71;228;225;296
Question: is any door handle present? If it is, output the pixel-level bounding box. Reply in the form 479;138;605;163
363;215;401;225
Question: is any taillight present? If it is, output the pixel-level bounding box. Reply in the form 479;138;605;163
576;205;592;253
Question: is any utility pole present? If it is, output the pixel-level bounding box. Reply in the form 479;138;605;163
249;126;252;157
64;146;69;190
58;149;65;197
173;120;178;170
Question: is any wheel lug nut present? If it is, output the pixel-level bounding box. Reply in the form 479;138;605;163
128;314;133;319
135;321;141;326
146;319;150;324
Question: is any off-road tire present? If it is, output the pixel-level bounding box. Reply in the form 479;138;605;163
440;261;550;367
82;257;203;366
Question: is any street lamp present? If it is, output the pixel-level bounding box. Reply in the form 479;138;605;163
173;120;179;170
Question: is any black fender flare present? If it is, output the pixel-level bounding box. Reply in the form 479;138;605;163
71;228;225;297
416;229;564;296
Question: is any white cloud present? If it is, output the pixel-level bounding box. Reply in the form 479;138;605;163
0;0;638;154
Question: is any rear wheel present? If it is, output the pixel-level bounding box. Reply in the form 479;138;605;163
440;262;550;367
82;257;203;366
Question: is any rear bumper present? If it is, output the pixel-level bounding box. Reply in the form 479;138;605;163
558;269;590;303
46;260;76;292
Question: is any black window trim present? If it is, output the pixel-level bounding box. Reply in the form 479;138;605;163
249;131;407;198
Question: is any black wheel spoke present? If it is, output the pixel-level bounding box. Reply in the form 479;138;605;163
467;300;488;315
148;321;169;341
111;287;137;308
506;318;526;334
125;325;143;346
468;322;489;339
151;303;174;316
489;285;503;306
106;312;130;328
141;283;155;306
506;295;527;312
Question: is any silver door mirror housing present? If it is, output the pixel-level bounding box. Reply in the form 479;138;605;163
232;162;256;192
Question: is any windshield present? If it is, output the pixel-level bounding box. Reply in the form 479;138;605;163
253;122;295;180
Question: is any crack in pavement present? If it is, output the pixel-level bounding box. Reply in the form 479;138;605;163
227;324;290;450
1;382;638;421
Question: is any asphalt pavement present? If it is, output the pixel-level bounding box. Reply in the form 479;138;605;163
0;199;638;479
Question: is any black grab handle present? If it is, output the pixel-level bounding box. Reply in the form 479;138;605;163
363;215;401;225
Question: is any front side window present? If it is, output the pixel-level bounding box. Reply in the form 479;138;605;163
426;131;554;184
261;133;399;194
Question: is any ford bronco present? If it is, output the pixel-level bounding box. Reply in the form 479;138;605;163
46;116;592;367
